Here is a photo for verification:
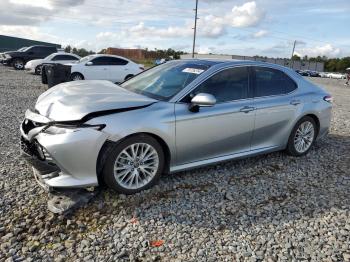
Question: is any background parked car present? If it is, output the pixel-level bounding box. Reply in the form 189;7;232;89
319;72;330;78
2;45;57;70
69;54;144;83
328;72;346;79
25;52;80;75
0;47;27;64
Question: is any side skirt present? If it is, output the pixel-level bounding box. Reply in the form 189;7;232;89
169;146;281;173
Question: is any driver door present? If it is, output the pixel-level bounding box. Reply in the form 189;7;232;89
174;66;255;165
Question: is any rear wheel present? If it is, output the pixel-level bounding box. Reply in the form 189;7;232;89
70;72;84;81
13;59;24;70
286;116;317;156
103;135;164;194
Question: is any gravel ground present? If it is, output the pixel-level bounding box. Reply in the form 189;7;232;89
0;65;349;261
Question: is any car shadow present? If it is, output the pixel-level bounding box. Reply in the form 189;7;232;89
93;133;350;231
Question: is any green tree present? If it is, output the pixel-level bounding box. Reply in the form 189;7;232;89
292;54;301;61
64;45;72;53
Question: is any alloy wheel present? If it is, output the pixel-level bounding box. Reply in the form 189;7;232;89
113;143;159;190
72;74;83;81
14;60;24;69
294;121;315;153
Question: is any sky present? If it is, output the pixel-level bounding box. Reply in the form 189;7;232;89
0;0;349;58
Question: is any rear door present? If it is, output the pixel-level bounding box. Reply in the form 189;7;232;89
106;57;129;83
175;66;255;165
250;66;299;150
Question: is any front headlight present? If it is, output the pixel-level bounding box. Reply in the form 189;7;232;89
5;54;11;59
43;124;106;135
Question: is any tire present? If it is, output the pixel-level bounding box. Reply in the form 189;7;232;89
35;65;42;75
125;74;134;81
286;116;317;156
102;135;165;194
70;72;84;81
13;58;24;70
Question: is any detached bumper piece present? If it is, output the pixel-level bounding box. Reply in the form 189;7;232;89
20;136;60;191
47;189;98;214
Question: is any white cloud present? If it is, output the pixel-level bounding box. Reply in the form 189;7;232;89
0;25;60;43
297;44;341;58
122;1;264;39
230;1;265;27
253;30;268;38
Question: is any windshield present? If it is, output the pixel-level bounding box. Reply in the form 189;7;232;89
18;47;27;51
121;61;209;100
45;53;56;60
79;55;94;63
21;46;32;52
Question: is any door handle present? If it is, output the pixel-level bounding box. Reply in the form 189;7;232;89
240;106;255;113
290;99;301;105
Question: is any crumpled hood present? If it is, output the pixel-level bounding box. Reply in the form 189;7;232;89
35;80;157;122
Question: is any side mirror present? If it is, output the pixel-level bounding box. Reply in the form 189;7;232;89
189;93;216;112
86;61;93;66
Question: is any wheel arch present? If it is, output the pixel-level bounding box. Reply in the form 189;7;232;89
301;113;320;137
124;74;134;81
96;132;171;186
292;113;321;139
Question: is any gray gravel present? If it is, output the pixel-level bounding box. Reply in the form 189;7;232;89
0;66;349;261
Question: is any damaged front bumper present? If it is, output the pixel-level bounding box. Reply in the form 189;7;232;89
20;109;108;189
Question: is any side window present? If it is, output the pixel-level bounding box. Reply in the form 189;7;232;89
109;57;129;65
28;47;39;52
52;55;79;61
66;55;79;61
254;67;297;97
90;57;110;65
190;67;249;103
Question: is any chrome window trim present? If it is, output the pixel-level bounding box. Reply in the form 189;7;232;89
173;63;300;104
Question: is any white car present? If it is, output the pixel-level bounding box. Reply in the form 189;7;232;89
328;72;346;79
69;54;144;83
25;52;81;75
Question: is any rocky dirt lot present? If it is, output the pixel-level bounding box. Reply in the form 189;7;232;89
0;66;349;261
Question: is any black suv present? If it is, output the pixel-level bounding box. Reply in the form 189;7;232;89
2;45;57;70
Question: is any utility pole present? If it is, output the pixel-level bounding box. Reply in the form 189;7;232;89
290;40;296;68
192;0;199;58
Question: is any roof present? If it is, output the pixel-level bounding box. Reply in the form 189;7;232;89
178;58;298;74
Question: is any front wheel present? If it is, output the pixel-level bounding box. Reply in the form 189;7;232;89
102;135;164;194
70;72;84;81
286;116;317;156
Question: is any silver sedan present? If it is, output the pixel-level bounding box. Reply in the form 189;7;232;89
20;59;332;194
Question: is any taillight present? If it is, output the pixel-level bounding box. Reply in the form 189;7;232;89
323;95;333;103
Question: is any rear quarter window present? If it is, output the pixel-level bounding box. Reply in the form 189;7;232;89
254;67;297;97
